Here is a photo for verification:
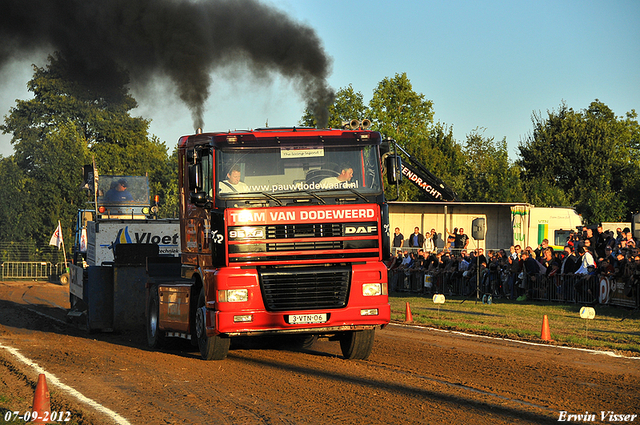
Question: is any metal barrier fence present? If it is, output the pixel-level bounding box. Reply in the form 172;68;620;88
388;268;640;308
0;261;66;281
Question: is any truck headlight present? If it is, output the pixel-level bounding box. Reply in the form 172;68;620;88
218;289;249;303
362;283;382;296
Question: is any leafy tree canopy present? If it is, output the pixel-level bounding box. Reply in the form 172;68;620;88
0;53;171;245
458;129;524;203
518;100;640;223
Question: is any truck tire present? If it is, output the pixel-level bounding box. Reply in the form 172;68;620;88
196;287;230;360
339;329;375;360
146;285;165;349
286;334;318;351
59;273;70;286
299;334;318;349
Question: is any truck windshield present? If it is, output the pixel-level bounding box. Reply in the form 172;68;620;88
98;176;149;205
215;145;382;196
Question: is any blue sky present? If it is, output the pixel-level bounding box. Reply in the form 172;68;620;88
1;0;638;160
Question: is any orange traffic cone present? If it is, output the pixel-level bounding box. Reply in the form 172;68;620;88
405;302;413;322
541;315;551;341
32;374;50;425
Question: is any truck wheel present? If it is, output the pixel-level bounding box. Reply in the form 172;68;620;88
287;334;318;351
339;329;375;360
146;286;165;348
196;287;230;360
299;334;318;349
59;273;70;286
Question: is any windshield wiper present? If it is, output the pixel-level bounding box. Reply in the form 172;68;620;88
346;188;370;203
310;188;371;203
231;191;283;206
298;190;326;204
256;191;283;206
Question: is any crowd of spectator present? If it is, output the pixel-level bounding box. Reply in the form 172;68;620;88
386;225;640;306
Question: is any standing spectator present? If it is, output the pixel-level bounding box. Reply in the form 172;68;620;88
521;250;540;276
518;251;539;301
445;228;457;251
604;230;617;251
598;257;615;276
408;227;425;249
575;246;596;275
400;250;413;268
585;228;597;252
615;228;624;247
560;246;579;274
392;227;404;249
476;248;487;266
595;224;607;260
604;246;616;265
568;231;579;250
614;250;628;277
622;227;635;247
558;245;578;300
424;228;438;252
455;228;469;253
575;246;597;301
497;249;508;271
507;245;521;299
524;246;535;260
534;239;549;262
542;247;560;276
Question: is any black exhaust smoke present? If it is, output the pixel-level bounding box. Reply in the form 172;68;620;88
0;0;334;129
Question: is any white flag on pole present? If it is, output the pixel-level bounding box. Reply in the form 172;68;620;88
79;228;87;252
49;221;63;249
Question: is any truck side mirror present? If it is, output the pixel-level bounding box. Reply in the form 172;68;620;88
189;163;202;191
190;192;207;205
186;149;196;164
385;154;402;184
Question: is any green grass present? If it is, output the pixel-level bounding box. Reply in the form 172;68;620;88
390;292;640;356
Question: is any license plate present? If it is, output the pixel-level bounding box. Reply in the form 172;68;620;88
288;313;327;324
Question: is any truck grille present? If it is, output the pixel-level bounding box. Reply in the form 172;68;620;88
266;240;343;251
259;266;351;312
267;223;343;238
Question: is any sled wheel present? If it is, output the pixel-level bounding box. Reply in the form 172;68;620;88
146;285;165;349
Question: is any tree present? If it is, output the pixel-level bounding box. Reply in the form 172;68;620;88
518;100;640;223
369;73;434;143
153;147;180;219
300;84;369;128
458;129;525;202
0;53;171;245
369;73;465;201
0;156;28;242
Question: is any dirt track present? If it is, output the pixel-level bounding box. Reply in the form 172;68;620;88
0;281;638;425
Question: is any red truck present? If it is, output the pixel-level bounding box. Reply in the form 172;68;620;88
146;124;392;360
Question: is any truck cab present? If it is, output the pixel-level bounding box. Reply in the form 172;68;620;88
147;127;391;360
96;175;152;219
